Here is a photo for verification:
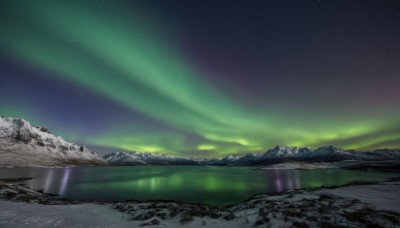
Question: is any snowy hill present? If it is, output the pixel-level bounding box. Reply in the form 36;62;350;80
0;117;106;167
102;151;198;165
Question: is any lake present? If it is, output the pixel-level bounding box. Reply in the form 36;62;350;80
0;166;398;205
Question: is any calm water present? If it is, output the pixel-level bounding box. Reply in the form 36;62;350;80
0;166;398;205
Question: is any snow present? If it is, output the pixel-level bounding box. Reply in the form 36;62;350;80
258;145;395;162
0;200;243;228
0;117;106;167
1;178;399;227
3;116;398;168
0;201;134;228
261;145;303;159
102;151;196;165
102;147;400;166
317;181;400;213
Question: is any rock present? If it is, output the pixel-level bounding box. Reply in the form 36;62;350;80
48;144;57;149
224;213;236;220
13;118;25;127
141;218;160;226
39;126;50;133
15;130;31;143
80;145;93;154
58;145;69;151
37;139;45;147
31;132;40;139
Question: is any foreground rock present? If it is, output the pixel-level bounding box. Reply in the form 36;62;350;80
0;117;106;167
1;177;399;227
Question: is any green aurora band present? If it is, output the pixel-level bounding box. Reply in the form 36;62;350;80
0;1;399;156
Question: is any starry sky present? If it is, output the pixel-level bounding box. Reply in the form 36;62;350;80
1;0;400;157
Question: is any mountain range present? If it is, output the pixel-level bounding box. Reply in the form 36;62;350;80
1;117;399;167
103;151;198;165
102;145;400;166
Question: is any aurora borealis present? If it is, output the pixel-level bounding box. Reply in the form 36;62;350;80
0;0;399;157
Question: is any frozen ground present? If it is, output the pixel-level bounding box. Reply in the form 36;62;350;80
0;201;134;228
318;181;400;213
1;178;399;227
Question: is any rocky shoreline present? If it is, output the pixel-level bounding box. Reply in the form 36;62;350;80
1;177;400;227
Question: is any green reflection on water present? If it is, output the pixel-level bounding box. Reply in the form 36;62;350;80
78;166;252;195
3;166;398;205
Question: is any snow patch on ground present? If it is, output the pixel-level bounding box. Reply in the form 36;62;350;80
0;201;133;228
317;181;400;213
1;178;399;227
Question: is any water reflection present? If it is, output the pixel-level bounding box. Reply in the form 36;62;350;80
15;168;72;196
269;170;301;192
43;169;54;192
0;166;397;205
59;168;70;195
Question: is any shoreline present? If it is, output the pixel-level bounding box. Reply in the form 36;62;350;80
2;159;400;171
1;176;400;227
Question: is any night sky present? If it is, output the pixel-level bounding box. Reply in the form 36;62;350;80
1;0;400;157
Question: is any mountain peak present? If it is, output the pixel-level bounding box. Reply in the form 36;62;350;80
262;145;301;159
315;145;344;154
273;144;297;151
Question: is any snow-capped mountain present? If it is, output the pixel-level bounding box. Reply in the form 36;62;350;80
235;153;260;164
261;145;307;159
102;151;198;165
103;145;400;166
254;145;400;164
2;116;398;167
259;144;355;160
206;153;261;166
202;154;241;165
222;155;241;161
0;117;106;167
